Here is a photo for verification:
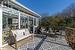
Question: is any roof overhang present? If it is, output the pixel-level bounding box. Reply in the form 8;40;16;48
10;0;41;17
1;0;41;17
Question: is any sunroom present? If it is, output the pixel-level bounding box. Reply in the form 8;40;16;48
0;0;41;47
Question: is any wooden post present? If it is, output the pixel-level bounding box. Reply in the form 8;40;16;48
14;34;17;50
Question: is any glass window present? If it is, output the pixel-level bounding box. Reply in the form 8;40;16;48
2;15;8;30
20;16;28;29
2;12;19;45
3;12;19;29
29;17;33;27
34;18;36;26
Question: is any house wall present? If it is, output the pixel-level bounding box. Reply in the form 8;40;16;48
1;0;40;47
2;5;39;45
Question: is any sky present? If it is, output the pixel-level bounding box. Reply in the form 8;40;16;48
17;0;75;16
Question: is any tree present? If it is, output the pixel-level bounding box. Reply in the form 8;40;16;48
41;16;62;30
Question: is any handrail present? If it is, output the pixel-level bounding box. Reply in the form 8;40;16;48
65;27;75;30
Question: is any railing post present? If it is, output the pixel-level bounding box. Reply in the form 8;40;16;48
14;34;17;50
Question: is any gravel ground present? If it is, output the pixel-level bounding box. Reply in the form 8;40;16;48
18;32;72;50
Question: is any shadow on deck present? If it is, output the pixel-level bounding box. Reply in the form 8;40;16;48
34;35;47;50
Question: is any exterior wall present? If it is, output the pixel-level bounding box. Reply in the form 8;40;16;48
2;0;40;47
0;4;2;48
2;5;40;43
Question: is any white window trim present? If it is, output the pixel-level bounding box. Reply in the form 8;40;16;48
0;3;3;48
